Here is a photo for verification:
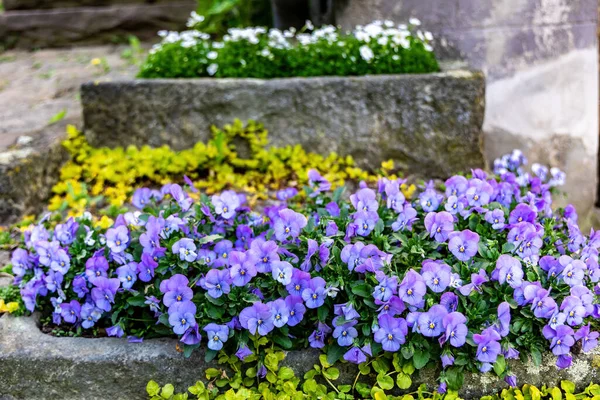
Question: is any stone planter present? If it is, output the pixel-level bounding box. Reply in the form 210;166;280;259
3;0;171;10
81;71;486;178
1;314;599;400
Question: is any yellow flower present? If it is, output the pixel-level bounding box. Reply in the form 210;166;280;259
381;159;394;171
0;300;19;314
90;58;102;66
95;215;114;230
401;183;417;199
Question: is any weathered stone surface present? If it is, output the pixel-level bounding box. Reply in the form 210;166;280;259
0;2;196;49
1;314;600;400
81;71;486;178
4;0;171;11
0;131;69;225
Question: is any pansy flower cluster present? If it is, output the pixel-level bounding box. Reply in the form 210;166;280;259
10;150;599;391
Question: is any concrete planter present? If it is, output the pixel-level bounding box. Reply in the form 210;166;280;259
1;314;599;400
81;71;486;178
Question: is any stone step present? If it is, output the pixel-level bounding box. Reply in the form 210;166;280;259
81;71;486;179
0;314;597;399
3;0;172;11
0;1;196;49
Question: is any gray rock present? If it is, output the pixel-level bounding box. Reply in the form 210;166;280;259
0;131;68;225
0;2;195;49
81;71;486;178
1;314;600;400
4;0;171;11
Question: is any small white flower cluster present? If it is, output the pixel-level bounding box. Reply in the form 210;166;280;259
145;13;437;77
186;11;205;28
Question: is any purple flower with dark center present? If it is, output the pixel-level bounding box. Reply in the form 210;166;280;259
418;305;448;337
458;269;488;296
91;277;120;311
132;188;152;209
203;268;231;298
442;312;468;347
465;179;493;207
267;260;292;285
116;262;138;290
308;169;331;197
107;325;125;338
273;209;307;242
560;296;586;326
213;240;233;268
440;292;458;313
197;249;216;267
162;278;193;309
559;256;585;286
376;295;406;316
398;270;426;306
172;238;197;262
72;275;89;298
239;302;274;336
325;202;340;217
181;324;202;345
11;248;31;277
421;261;451;293
374;314;407;352
527;287;557;318
229;251;257;287
309;322;332;348
445;175;468;197
373;273;398;302
49;248;70;275
353;211;379;237
268;298;289;328
54;218;79;245
343;346;368;364
333;320;358;346
392;204;418;231
276;187;298;201
285;269;311;297
80;303;102;329
350;188;378;213
248;239;279;273
543;325;575;356
60;300;81;324
509;203;536;225
203;323;229;351
85;255;109;284
235;345;253;361
548;312;567;329
493;255;524;288
495;302;511;337
285;295;306;326
385;181;405;212
484;209;506;230
473;327;502;363
575;324;599;353
445;195;465;215
302;277;326;308
212;190;241;219
106;225;129;253
540;255;562;279
419;188;442;212
170;184;193;211
448;230;479;262
234;225;253;250
301;239;319;271
334;302;360;321
137;253;157;282
424;212;454;243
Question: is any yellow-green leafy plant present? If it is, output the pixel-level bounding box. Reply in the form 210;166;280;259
50;120;413;217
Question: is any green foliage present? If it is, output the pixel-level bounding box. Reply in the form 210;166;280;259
193;0;272;37
139;20;438;79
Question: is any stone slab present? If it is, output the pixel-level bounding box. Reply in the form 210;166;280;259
1;314;600;400
4;0;171;11
81;71;486;179
0;2;196;49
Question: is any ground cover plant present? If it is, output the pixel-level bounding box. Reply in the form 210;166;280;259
49;121;395;218
5;149;599;397
138;19;438;79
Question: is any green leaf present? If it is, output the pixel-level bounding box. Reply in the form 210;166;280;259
322;367;340;380
446;368;464;391
502;242;515;253
351;283;371;298
493;356;506;376
531;348;542;367
278;367;295;380
161;384;174;399
550;387;563;400
358;362;371;375
188;381;205;395
48;109;67;125
198;234;223;245
396;372;412;390
377;373;394;390
412;350;430;369
127;295;147;307
326;343;346;365
272;334;293;349
303;379;318;393
146;381;160;396
372;358;390;374
205;350;217;363
205;368;220;379
561;381;576;394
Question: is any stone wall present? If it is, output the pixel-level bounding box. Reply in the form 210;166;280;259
3;0;170;10
336;0;599;224
80;71;486;179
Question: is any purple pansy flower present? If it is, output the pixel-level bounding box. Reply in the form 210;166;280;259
212;190;241;219
333;320;358;347
116;262;138;290
543;325;575;356
285;295;306;326
473;327;502;363
417;305;448;337
421;261;451;293
202;268;231;298
203;323;229;350
229;251;257;287
239;302;274;336
273;209;307;242
448;230;479;262
309;322;332;349
302;277;326;309
60;300;81;324
424;212;454;242
248;239;279;273
398;270;426;306
442;312;468;347
575;324;599;353
106;225;129;253
91;277;120;311
374;314;408;352
484;209;506;230
493;255;524;288
172;238;197;262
